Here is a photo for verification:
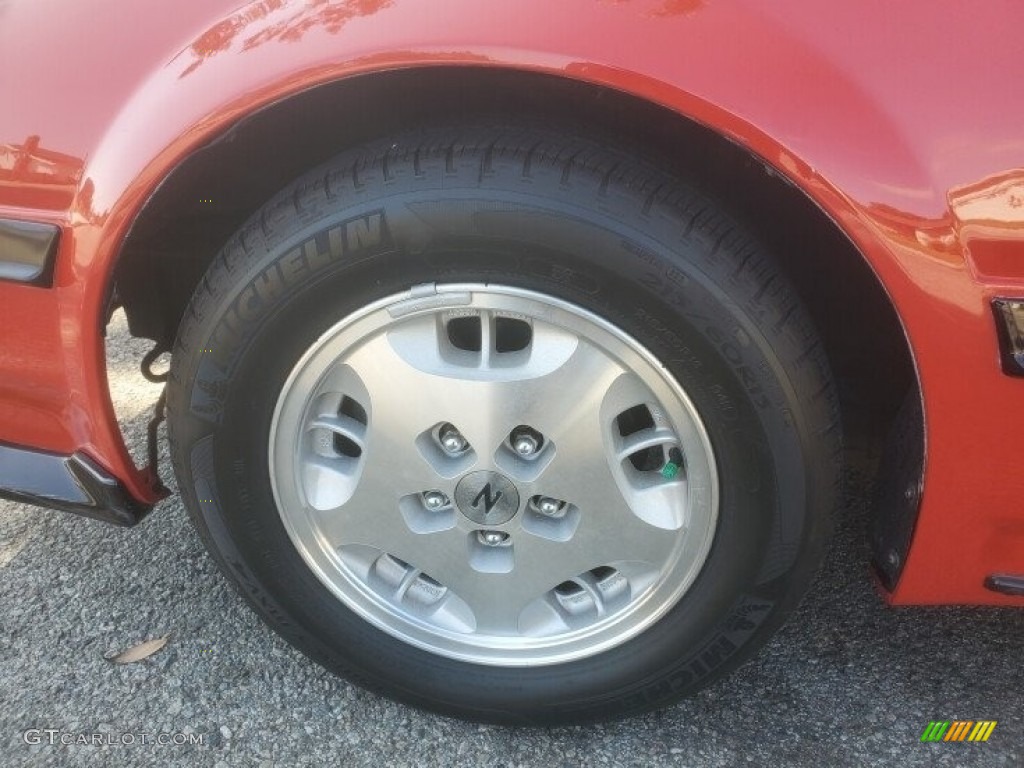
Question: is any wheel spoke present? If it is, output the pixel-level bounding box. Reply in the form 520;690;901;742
315;477;466;580
530;366;656;476
344;326;512;457
312;475;410;550
530;467;679;567
506;338;627;449
446;562;559;635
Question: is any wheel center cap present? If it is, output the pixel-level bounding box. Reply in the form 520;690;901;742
455;471;520;525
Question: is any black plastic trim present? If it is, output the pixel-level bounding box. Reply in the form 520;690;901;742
984;574;1024;597
0;443;150;526
0;218;60;285
992;298;1024;376
870;388;925;591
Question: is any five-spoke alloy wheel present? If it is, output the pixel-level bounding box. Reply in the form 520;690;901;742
269;284;719;665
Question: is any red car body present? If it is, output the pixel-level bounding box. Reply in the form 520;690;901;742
1;0;1022;605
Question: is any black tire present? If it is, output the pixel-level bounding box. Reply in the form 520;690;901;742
167;121;840;725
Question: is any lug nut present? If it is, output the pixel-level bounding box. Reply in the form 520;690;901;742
478;530;510;547
439;424;468;454
423;491;449;510
536;497;564;516
511;427;542;457
515;435;538;456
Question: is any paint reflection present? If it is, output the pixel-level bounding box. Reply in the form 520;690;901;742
180;0;394;77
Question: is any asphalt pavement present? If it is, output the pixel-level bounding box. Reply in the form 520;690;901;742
1;312;1021;767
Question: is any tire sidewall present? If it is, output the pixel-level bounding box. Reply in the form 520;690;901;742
169;140;834;724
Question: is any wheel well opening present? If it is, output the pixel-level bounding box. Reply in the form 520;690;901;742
112;66;918;479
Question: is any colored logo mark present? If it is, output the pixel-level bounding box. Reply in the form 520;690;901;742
920;721;997;742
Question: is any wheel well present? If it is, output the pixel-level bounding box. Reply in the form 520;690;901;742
113;66;916;452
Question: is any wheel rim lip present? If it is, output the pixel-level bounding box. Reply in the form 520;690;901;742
269;283;720;666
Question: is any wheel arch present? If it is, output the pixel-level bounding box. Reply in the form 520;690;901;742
112;65;920;470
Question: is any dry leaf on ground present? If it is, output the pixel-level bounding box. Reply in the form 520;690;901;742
106;635;169;664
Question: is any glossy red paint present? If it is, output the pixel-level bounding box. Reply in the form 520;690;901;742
1;0;1022;603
